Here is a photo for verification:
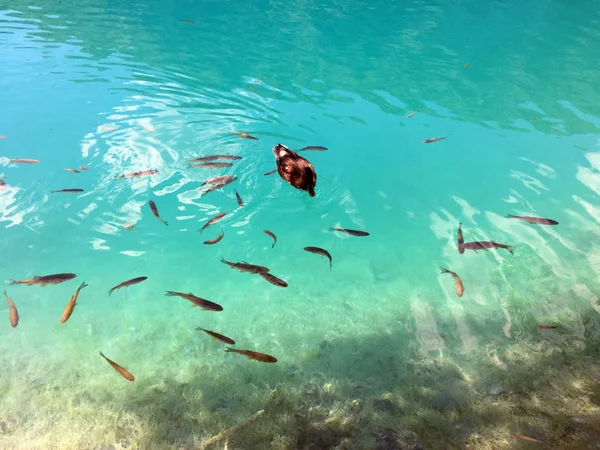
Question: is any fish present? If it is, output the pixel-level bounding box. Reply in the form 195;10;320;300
3;290;19;328
165;291;223;311
298;146;328;152
273;144;317;197
457;222;465;254
143;126;155;133
188;162;233;169
231;132;259;140
0;177;6;191
530;118;536;123
123;223;136;231
0;136;5;139
225;347;277;363
203;229;224;245
515;435;541;443
10;273;76;286
115;169;158;179
423;137;446;144
99;351;135;381
201;175;237;187
180;19;196;23
406;112;417;118
196;327;235;345
464;62;472;68
506;215;558;225
60;281;88;324
263;230;277;248
440;268;464;298
538;325;558;330
108;276;147;296
329;228;370;236
148;200;168;226
259;272;288;288
463;241;514;255
64;168;80;174
264;169;277;176
304;246;332;270
221;257;270;274
51;189;84;194
79;165;89;171
234;189;244;207
200;211;226;233
8;158;39;164
187;155;242;162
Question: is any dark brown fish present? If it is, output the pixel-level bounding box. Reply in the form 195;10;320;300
115;169;158;180
200;211;226;233
60;281;88;324
4;290;19;328
8;158;39;164
515;435;541;443
273;144;317;197
423;137;446;144
225;347;277;363
263;230;277;248
440;268;464;298
180;19;196;23
221;257;270;274
149;200;168;226
506;215;558;225
10;273;76;286
51;189;84;193
539;325;558;330
234;189;244;207
187;155;242;162
99;351;135;381
108;276;147;296
298;146;328;152
196;327;235;345
165;291;223;311
232;132;259;140
188;162;233;169
304;246;332;270
64;168;80;174
458;222;465;254
329;228;370;236
264;169;277;176
203;229;224;245
259;272;288;288
463;241;514;254
79;165;89;171
464;62;472;68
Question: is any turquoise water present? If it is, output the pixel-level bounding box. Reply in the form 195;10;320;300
1;0;600;448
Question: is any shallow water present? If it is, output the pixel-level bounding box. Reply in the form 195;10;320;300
1;0;600;449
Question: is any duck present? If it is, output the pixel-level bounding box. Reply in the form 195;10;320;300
272;144;317;197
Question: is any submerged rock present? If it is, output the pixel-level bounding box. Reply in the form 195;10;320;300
373;428;423;450
372;396;403;415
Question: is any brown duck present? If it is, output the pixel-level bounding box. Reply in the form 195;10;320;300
272;144;316;197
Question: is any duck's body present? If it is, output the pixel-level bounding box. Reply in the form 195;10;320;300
273;144;316;197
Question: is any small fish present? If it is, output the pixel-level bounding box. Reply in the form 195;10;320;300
200;211;226;233
515;435;541;443
180;19;196;23
201;176;238;195
221;257;270;274
263;230;277;248
196;327;235;345
4;290;19;328
79;165;89;171
406;112;417;118
201;175;237;187
165;291;223;311
8;158;39;164
99;351;135;381
51;189;84;194
440;268;464;298
0;177;6;191
99;126;116;131
188;162;233;169
464;62;472;68
225;347;277;363
457;222;465;254
0;136;6;139
232;132;259;140
304;246;332;270
108;276;147;296
148;200;168;226
530;118;536;123
60;281;88;324
115;169;158;180
298;146;328;152
329;228;370;236
259;272;288;288
264;169;277;176
143;126;155;133
203;229;224;245
538;325;558;330
234;189;244;207
10;273;76;286
423;137;446;144
463;241;514;255
506;215;558;225
187;155;242;162
65;168;80;174
123;223;136;231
